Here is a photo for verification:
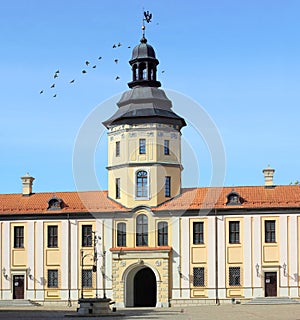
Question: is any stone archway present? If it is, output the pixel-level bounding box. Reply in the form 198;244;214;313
124;264;158;307
134;268;156;307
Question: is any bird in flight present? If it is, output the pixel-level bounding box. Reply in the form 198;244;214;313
51;83;55;88
114;59;119;64
85;61;90;66
92;65;96;69
115;76;120;80
53;94;57;98
69;79;75;83
98;56;102;60
54;73;58;79
128;46;131;49
55;70;59;74
112;44;117;48
161;70;165;73
82;70;87;74
39;90;44;94
118;42;122;47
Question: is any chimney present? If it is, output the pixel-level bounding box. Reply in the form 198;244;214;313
21;173;35;196
262;165;275;187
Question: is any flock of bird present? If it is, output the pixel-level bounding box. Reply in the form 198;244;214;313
39;40;165;98
39;42;132;98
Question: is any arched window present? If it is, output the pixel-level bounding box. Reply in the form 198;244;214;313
158;221;168;246
136;214;148;246
133;64;138;81
136;170;148;198
117;222;126;247
139;63;146;80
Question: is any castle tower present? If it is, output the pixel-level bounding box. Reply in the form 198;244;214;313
103;35;186;208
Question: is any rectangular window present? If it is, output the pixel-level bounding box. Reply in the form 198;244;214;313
165;176;171;197
115;178;120;199
164;140;170;155
116;141;120;157
82;225;93;247
229;267;241;286
229;221;240;244
82;269;93;288
47;225;58;248
117;223;126;247
193;267;205;287
193;222;204;244
139;139;146;154
14;226;24;248
47;269;58;288
158;222;168;246
265;220;276;243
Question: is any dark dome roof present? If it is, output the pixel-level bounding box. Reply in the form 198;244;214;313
131;36;156;60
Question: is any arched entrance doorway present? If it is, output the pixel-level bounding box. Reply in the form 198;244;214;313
124;265;157;307
134;268;156;307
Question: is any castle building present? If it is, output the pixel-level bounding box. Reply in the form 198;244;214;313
0;33;300;308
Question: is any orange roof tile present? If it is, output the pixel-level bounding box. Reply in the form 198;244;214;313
153;186;300;211
0;185;300;215
0;191;126;215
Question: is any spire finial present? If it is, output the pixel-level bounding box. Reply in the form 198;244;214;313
141;10;152;42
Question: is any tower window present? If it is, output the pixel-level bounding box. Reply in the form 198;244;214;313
117;222;126;247
193;222;204;244
165;176;171;197
136;170;148;198
139;63;147;80
265;220;276;243
82;225;93;247
139;139;146;154
164;140;170;155
136;214;148;246
158;221;168;246
229;221;240;244
47;225;58;248
115;178;120;199
116;141;120;157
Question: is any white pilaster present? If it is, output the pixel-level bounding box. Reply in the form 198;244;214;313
171;217;181;299
35;220;44;300
60;220;69;300
252;216;262;297
217;216;226;298
70;219;78;300
180;218;190;298
2;222;10;298
289;215;298;297
27;221;35;299
243;216;252;298
207;216;216;298
280;215;288;296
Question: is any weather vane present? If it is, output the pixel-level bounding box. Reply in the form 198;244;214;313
142;10;152;38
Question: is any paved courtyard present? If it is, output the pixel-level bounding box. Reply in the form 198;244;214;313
0;305;300;320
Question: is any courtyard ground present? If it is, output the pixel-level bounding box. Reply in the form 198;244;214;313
0;304;300;320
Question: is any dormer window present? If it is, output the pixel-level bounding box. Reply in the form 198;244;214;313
226;192;243;206
47;196;63;210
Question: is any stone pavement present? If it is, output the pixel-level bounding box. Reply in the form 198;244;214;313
0;304;300;319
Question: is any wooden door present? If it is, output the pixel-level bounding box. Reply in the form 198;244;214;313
265;272;277;297
13;275;24;299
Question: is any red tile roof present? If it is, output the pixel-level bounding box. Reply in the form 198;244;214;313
153;186;300;211
0;191;126;214
0;186;300;215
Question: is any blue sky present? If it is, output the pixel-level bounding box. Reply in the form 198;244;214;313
1;0;299;194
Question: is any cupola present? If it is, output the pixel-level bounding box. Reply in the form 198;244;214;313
127;36;161;89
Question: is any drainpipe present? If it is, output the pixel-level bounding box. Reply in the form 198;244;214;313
215;210;220;305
